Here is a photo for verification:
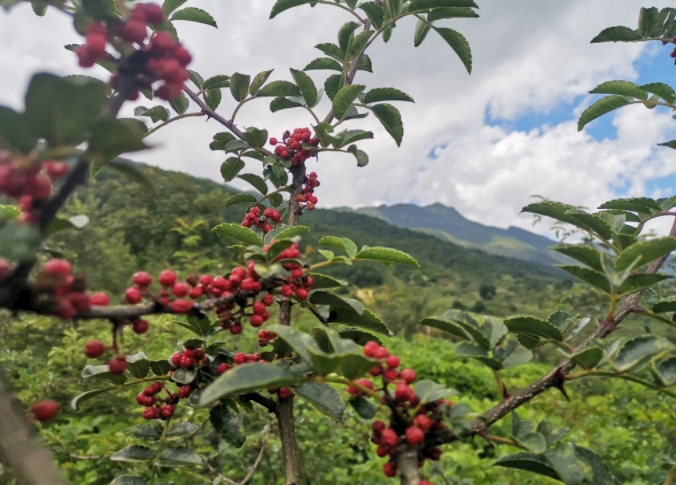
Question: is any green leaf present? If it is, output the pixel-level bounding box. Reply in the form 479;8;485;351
651;297;676;313
551;245;603;272
229;73;250;102
71;389;111;410
329;307;391;336
638;7;660;37
431;26;472;73
413;379;454;405
428;7;479;20
409;0;478;11
614;335;675;372
266;240;294;261
338;21;361;54
599;197;662;213
162;0;187;15
270;0;314;18
338;328;382;346
359;2;384;30
0;223;41;262
169;91;188;115
109;475;147;485
419;317;470;341
591;26;642;43
659;140;676;150
170;7;217;27
349;395;376;419
0;107;36;153
224;194;257;207
504;315;563;341
616;237;676;271
172;368;197;385
455;341;503;370
518;433;548;454
187;71;203;89
88;117;148;157
295;382;345;422
110;445;155;463
24;73;108;147
571;346;604;370
150;360;172;377
290;68;318;107
347;145;369;167
158;447;205;467
310;291;363;314
414;17;432;47
134;106;170;123
275;225;310;240
200;362;300;405
333;85;366;119
210;132;236;150
333;129;374;148
371;103;404;146
240;128;268;149
573;446;613;485
125;352;149;379
324;74;345;101
355;246;419;266
304;57;343;72
220;157;245;183
224;140;250;153
363;87;414;104
250;69;274;96
652;354;676;386
270;97;304;112
306;273;347;290
578;96;631;131
589;80;649;100
212;223;262;247
347;30;373;59
204;88;221;110
166;422;200;440
358;55;373;73
493;453;560;481
617;273;670;296
203;75;230;90
257;81;301;97
209;403;245;448
557;265;611;293
639;82;676;103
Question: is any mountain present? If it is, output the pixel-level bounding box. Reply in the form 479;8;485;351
350;203;566;266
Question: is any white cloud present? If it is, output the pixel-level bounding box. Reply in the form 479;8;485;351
1;0;676;238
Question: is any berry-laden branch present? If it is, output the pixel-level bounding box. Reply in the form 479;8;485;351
432;215;676;448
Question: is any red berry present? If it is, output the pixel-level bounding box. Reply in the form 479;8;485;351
369;365;382;377
150;31;176;53
262;294;274;306
381;428;398;447
70;292;91;313
0;258;8;281
400;368;417;384
212;276;230;290
32;400;59;422
159;405;175;420
119;19;147;43
136;392;155;406
180;355;194;368
43;161;68;179
372;420;386;433
159;269;177;287
249;315;264;327
376;445;388;457
125;287;142;304
295;288;308;300
76;46;96;67
171;299;193;314
155;82;183;101
270;138;278;145
386;355;400;369
383;461;397;478
363;341;379;358
427;447;442;461
171;352;182;366
89;292;110;306
133;271;152;287
172;282;190;297
374;346;390;360
132;318;149;334
44;259;71;277
85;32;107;55
252;302;266;315
234;352;246;365
174;47;192;66
229;323;243;335
178;385;192;399
143;3;165;24
217;362;230;374
199;274;212;285
395;383;412;401
418;481;431;485
384;369;399;382
279;387;292;399
414;414;432;432
405;426;425;446
84;340;106;358
280;285;293;297
109;355;127;374
188;286;203;299
143;406;159;420
346;385;358;395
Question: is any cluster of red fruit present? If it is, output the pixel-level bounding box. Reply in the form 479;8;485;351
241;206;282;233
124;269;194;314
295;172;320;211
353;342;449;482
216;291;274;335
136;381;179;420
270;128;320;166
76;4;192;101
0;150;68;225
257;329;278;347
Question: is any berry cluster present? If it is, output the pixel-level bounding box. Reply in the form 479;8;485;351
257;329;278;347
136;381;178;420
279;268;313;301
216;290;274;335
270;128;320;166
241;206;282;233
294;172;320;211
125;269;195;314
349;342;451;482
76;4;192;101
0;150;68;225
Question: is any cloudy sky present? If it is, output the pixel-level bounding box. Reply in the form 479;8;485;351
2;0;676;236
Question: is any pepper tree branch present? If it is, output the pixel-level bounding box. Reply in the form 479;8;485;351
432;216;676;446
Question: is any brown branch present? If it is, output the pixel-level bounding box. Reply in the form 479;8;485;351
183;87;248;142
397;444;420;485
238;423;270;485
433;216;676;446
0;362;69;485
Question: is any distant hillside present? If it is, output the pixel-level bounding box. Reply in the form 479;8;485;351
351;203;567;266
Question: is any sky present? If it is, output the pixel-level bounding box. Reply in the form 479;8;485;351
2;0;676;237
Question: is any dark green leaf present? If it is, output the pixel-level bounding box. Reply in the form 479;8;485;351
493;453;560;481
363;87;414;104
310;291;364;314
110;445;155;463
306;273;347;289
270;97;304;112
349;395;376;419
319;236;348;251
347;145;369;167
71;389;111;411
338;328;382;346
431;26;472;73
275;225;310;240
158;447;205;466
125;352;149;379
413;379;454;405
240;127;268;148
88;117;148;157
169;91;188;115
324;74;345;101
187;70;204;88
0;107;36;153
355;246;419;266
304;57;343;72
455;341;503;370
203;75;230;90
329;307;391;336
166;422;200;440
571;346;604;370
614;335;675;372
504;315;563;341
257;81;301;97
290;68;318;106
204;88;221;110
573;446;613;485
338;21;361;54
358;55;373;73
428;7;479;20
409;0;478;11
200;363;300;405
616;237;676;271
0;223;41;262
591;26;642;43
250;69;274;96
295;382;345;422
551;245;603;271
578;96;631;131
162;0;187;15
652;354;676;386
333;85;366;119
347;30;373;59
229;73;250;102
651;297;676;313
224;194;257;207
599;197;663;213
209;403;245;447
617;274;670;295
172;368;197;385
212;223;262;246
270;0;314;18
124;424;163;440
640;82;676;103
220;157;245;183
359;2;384;30
150;360;172;377
557;265;611;293
134;106;170;123
371;103;404;146
210;132;236;150
414;17;432;47
419;317;470;340
170;7;217;27
589;80;648;100
333;129;374;148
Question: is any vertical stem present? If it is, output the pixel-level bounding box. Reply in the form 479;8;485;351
397;445;420;485
664;465;676;485
275;166;305;485
0;362;69;485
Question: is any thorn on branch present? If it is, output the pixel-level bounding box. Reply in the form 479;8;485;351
552;369;570;402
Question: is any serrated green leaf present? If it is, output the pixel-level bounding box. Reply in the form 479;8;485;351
162;0;187;15
187;70;203;88
359;2;384;30
504;315;563;341
589;80;649;100
616;237;676;271
578;96;631;131
591;26;642;43
573;446;613;485
296;382;345;422
169;91;188;115
319;236;348;251
270;97;303;112
306;273;347;289
363;87;414;104
338;21;361;54
617;273;670;295
224;194;257;207
652;354;676;386
170;7;217;27
419;317;470;340
614;334;675;372
428;7;479;20
431;26;472;73
134;106;169;123
110;445;155;463
200;363;300;405
349;395;376;419
212;223;262;246
414;17;432;47
571;346;604;370
250;69;274;96
209;403;245;448
229;73;250;102
551;245;603;272
333;85;366;119
371;103;403;146
203;75;230;90
347;145;369;167
493;453;560;481
355;246;419;266
347;30;373;59
204;88;221;110
275;225;310;240
557;265;611;293
304;57;343;72
409;0;478;11
413;379;454;405
166;422;200;440
270;0;314;18
330;307;391;336
338;328;382;346
290;68;318;107
257;81;301;97
220;157;245;183
158;447;205;466
640;82;676;103
599;197;663;213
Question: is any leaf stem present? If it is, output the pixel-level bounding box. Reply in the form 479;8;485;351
144;112;206;137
